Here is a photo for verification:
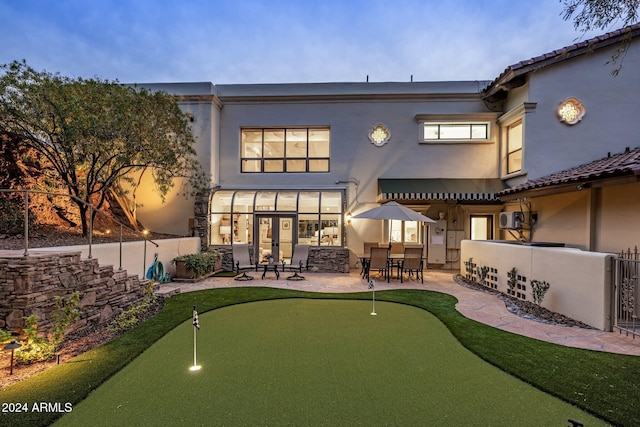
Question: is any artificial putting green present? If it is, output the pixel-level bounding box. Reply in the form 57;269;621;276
55;299;605;426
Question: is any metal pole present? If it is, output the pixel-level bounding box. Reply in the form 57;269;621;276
143;239;147;279
88;204;93;259
118;225;123;270
193;325;197;367
23;190;29;257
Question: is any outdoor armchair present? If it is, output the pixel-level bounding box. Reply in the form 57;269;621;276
232;244;257;281
360;242;379;277
399;247;423;283
283;244;310;280
366;246;391;282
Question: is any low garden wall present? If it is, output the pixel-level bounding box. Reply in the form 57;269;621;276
460;240;615;330
32;237;201;279
213;246;350;273
0;252;151;335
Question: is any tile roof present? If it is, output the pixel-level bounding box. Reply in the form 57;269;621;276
484;23;640;97
499;146;640;196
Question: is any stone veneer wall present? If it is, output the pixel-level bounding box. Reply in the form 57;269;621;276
0;252;152;335
193;193;210;251
212;246;350;273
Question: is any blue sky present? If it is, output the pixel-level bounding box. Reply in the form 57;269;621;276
0;0;606;84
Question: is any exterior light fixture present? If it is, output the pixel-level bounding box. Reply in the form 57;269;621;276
557;98;585;125
368;123;391;147
4;340;22;375
346;211;352;224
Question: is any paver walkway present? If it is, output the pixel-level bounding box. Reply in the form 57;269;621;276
157;269;640;356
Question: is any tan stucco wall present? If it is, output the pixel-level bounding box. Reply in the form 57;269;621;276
461;240;613;330
523;191;588;248
597;184;640;253
502;182;640;253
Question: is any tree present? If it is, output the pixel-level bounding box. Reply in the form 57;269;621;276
562;0;640;74
0;60;208;235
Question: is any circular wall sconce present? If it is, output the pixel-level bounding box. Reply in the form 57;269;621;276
368;123;391;147
557;97;585;125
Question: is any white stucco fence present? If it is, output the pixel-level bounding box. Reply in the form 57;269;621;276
460;240;615;330
31;237;201;280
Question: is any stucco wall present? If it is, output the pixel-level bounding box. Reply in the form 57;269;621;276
216;93;500;201
597;184;640;253
32;237;201;280
461;240;614;330
524;42;640;180
501;182;640;253
122;82;221;236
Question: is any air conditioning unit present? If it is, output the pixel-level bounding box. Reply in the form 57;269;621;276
499;212;523;230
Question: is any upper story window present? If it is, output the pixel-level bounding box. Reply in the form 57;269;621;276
241;127;330;173
498;103;535;178
422;123;489;142
506;120;523;174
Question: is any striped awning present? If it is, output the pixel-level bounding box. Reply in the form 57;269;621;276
379;179;506;202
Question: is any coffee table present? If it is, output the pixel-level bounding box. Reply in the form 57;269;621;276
260;263;280;280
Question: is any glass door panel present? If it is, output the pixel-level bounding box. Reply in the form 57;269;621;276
256;215;296;264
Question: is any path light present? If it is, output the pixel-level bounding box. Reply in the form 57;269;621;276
4;340;22;375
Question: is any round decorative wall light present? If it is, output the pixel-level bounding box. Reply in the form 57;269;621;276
368;123;391;147
557;97;585;125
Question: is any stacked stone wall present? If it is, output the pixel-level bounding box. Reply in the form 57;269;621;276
212;245;349;273
0;252;151;336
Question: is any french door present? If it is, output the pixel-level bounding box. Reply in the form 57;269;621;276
255;215;295;263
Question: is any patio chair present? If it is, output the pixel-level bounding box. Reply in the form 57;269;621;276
232;244;256;281
390;242;404;255
366;246;391;282
361;242;378;277
399;247;423;283
283;244;310;280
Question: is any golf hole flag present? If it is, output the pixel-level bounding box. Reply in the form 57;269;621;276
193;307;200;329
190;305;202;371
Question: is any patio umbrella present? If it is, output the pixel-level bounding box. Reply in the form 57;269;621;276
353;201;436;243
352;201;436;223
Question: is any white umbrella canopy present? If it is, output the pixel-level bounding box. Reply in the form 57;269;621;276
352;201;436;223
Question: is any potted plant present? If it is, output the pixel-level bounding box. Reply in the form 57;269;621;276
172;250;222;280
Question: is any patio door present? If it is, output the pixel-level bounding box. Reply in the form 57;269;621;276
256;215;295;263
470;215;493;240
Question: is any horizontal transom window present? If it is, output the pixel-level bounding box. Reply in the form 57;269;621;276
241;127;330;173
422;123;489;142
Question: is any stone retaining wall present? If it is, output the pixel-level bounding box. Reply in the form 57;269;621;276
212;246;350;273
0;252;152;335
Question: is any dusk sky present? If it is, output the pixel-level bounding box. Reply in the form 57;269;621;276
1;0;612;85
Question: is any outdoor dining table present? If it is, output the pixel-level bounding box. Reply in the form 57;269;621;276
357;253;410;280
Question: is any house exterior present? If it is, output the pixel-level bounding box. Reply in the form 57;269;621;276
132;24;640;272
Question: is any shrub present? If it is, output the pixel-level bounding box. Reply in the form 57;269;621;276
476;265;489;286
507;267;518;295
109;281;158;333
15;292;81;364
530;279;551;305
172;250;221;278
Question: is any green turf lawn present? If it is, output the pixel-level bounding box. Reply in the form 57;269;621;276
54;299;604;426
